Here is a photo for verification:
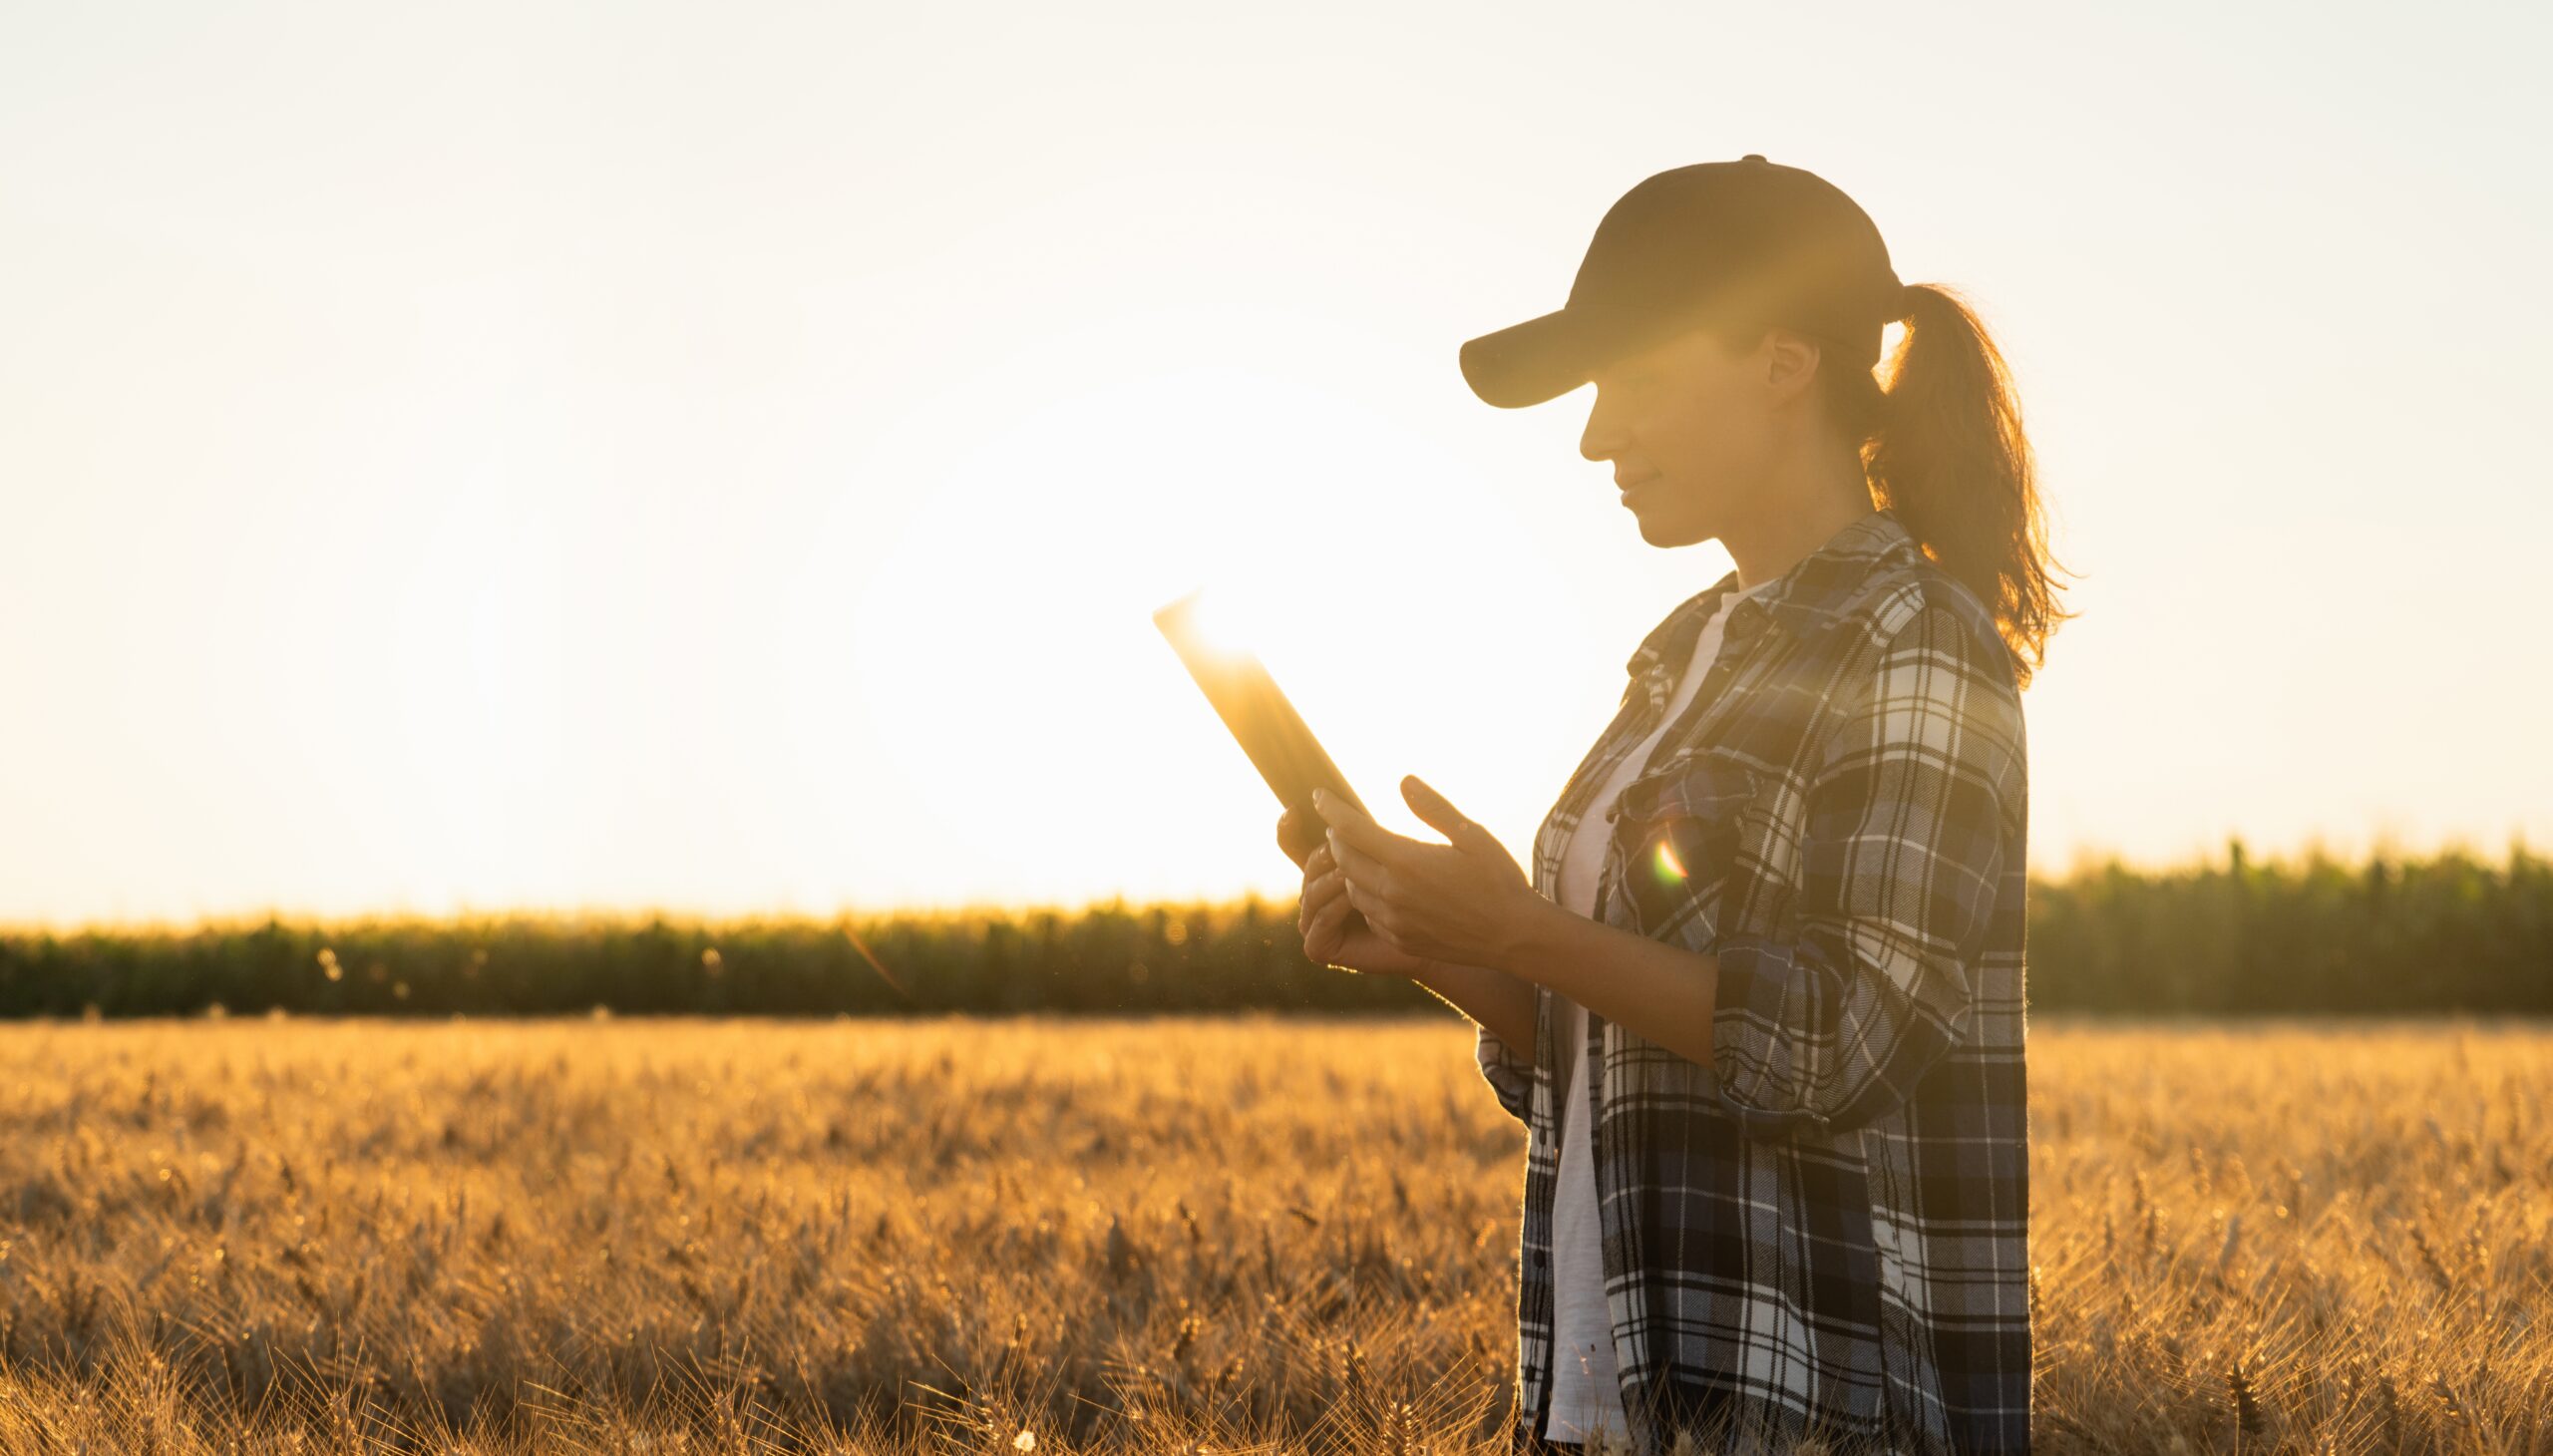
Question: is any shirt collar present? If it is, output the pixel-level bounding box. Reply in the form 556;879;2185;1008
1625;507;1920;682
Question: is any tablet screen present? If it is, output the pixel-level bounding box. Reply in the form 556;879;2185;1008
1153;587;1369;825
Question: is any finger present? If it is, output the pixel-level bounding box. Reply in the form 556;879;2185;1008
1305;841;1332;879
1324;829;1394;890
1316;786;1398;843
1306;890;1358;961
1318;863;1350;906
1301;866;1344;916
1297;868;1323;932
1322;802;1439;884
1400;774;1487;851
1306;889;1351;951
1277;807;1322;866
1323;882;1382;948
1338;869;1381;919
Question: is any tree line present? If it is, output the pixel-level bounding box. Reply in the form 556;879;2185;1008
3;837;2545;1019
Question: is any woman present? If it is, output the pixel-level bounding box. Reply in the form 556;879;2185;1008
1276;157;2070;1456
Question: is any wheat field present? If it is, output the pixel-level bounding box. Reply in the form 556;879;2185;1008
0;1014;2543;1455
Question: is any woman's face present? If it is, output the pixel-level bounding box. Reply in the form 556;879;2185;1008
1581;323;1792;548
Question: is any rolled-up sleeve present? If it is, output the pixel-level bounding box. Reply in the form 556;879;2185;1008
1475;1016;1535;1127
1706;598;2024;1142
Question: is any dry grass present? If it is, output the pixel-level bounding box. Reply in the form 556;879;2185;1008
0;1013;2543;1454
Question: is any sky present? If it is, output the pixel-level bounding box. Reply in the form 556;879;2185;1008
3;0;2548;930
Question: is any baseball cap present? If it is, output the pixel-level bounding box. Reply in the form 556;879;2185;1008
1458;154;1910;409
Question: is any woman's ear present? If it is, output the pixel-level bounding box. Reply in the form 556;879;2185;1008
1762;328;1824;404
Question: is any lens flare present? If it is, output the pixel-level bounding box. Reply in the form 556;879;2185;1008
1652;839;1687;884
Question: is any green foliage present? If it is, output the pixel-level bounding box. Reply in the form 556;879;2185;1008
2;838;2546;1017
0;895;1441;1018
2028;836;2553;1015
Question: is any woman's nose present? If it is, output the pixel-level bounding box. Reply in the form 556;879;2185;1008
1580;402;1626;463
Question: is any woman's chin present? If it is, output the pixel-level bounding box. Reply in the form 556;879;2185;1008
1630;504;1700;547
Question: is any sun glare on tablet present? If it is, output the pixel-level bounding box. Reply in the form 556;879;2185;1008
1186;581;1277;660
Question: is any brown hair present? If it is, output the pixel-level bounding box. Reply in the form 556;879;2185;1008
1803;283;2077;690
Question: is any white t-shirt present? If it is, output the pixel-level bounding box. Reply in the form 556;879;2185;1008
1542;576;1770;1446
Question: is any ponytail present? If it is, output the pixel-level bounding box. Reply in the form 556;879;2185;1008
1815;282;2077;689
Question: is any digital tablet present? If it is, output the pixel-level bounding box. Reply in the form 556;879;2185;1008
1153;587;1373;917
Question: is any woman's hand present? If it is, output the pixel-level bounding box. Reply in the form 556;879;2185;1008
1279;805;1431;975
1309;775;1550;974
1303;838;1435;976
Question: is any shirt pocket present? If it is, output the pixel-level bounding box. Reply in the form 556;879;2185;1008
1602;750;1765;945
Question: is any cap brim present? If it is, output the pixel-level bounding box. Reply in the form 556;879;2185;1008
1458;306;1613;409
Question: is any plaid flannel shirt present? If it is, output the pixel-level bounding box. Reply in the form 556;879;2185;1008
1475;507;2031;1455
